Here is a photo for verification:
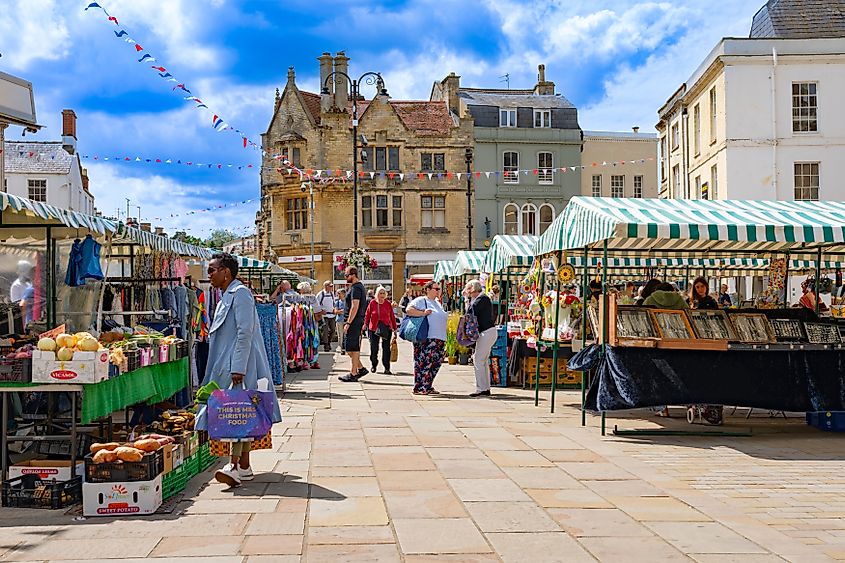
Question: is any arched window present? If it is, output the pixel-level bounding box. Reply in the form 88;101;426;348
521;203;538;236
503;203;518;235
539;203;555;234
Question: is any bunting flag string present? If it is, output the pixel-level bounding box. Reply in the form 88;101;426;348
84;2;258;151
11;144;655;181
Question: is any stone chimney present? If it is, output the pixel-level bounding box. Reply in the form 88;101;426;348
632;126;640;133
140;222;152;233
534;64;555;96
334;51;349;110
81;167;89;191
442;73;461;114
62;109;77;155
154;226;164;236
319;52;333;112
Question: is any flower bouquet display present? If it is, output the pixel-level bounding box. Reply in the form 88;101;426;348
539;291;581;342
336;247;378;273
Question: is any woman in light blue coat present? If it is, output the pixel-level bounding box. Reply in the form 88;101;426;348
195;253;283;487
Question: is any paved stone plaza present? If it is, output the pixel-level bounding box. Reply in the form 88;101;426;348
1;341;844;562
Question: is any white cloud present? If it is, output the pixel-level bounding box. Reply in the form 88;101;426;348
578;0;764;132
81;0;227;71
85;162;258;237
0;0;70;70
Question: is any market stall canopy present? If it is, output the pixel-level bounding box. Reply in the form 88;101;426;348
433;260;456;282
483;235;538;274
453;251;487;276
235;256;274;270
1;191;116;236
535;196;845;258
113;223;213;259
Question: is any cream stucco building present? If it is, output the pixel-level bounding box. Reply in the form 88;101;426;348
580;130;658;199
657;0;845;202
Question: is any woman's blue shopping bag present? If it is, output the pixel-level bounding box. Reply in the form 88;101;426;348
398;314;429;342
207;387;274;440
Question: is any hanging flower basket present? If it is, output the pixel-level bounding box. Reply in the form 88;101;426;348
336;247;378;273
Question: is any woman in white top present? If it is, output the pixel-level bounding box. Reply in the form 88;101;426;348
405;280;449;395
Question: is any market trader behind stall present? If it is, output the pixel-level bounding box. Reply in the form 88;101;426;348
196;252;283;488
339;266;369;382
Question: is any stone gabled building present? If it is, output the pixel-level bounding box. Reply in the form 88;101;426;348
257;52;473;292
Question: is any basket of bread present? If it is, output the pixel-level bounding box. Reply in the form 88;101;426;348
85;436;173;482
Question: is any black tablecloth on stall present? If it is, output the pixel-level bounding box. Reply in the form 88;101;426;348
570;344;845;413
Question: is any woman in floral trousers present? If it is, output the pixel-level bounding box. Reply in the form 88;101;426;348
405;281;449;395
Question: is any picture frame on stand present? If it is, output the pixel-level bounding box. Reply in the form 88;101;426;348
727;312;775;344
804;323;841;344
616;307;659;339
769;318;806;342
648;309;695;340
686;309;737;341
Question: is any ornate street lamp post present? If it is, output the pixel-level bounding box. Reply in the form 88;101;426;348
321;71;388;249
465;148;473;250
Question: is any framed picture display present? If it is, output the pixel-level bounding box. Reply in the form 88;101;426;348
648;309;695;340
616;307;659;339
805;323;841;344
727;312;775;344
769;318;805;342
686;309;737;340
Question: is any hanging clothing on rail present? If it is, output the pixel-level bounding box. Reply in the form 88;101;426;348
257;303;284;386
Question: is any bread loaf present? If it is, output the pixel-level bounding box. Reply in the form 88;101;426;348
92;449;117;463
114;446;144;462
90;442;120;454
133;438;161;452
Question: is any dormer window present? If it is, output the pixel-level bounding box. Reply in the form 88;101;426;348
499;109;516;128
534;109;551;128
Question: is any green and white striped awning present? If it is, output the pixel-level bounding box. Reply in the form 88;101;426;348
236;256;273;269
1;191;117;235
453;251;487;276
114;224;213;259
483;235;538;274
535;196;845;257
433;260;456;282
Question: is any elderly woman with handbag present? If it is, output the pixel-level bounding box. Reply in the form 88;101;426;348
464;279;497;397
364;286;398;374
404;281;449;395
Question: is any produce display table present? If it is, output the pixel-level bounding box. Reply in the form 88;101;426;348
0;358;189;424
81;357;189;424
571;344;845;413
1;358;189;483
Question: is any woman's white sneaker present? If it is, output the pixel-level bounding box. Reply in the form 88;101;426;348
238;466;254;481
215;463;242;487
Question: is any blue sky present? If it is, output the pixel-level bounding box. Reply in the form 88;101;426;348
1;0;762;237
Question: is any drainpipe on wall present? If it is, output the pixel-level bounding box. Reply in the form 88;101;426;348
771;47;779;198
682;106;690;199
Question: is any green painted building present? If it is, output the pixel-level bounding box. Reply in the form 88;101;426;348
431;65;582;249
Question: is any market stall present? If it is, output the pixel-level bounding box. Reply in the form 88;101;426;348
451;251;487;311
0;193;213;511
534;196;845;433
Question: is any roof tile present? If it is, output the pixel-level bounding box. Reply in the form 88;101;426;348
3;141;73;174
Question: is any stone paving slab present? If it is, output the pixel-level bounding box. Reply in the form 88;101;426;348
1;343;844;561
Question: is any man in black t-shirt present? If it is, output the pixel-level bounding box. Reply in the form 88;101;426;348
340;266;369;382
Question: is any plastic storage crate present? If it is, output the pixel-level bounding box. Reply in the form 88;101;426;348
2;475;82;509
806;411;845;432
0;358;32;383
162;462;190;500
84;449;163;483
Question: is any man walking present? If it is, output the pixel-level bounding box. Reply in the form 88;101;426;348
316;281;337;352
339;266;368;382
